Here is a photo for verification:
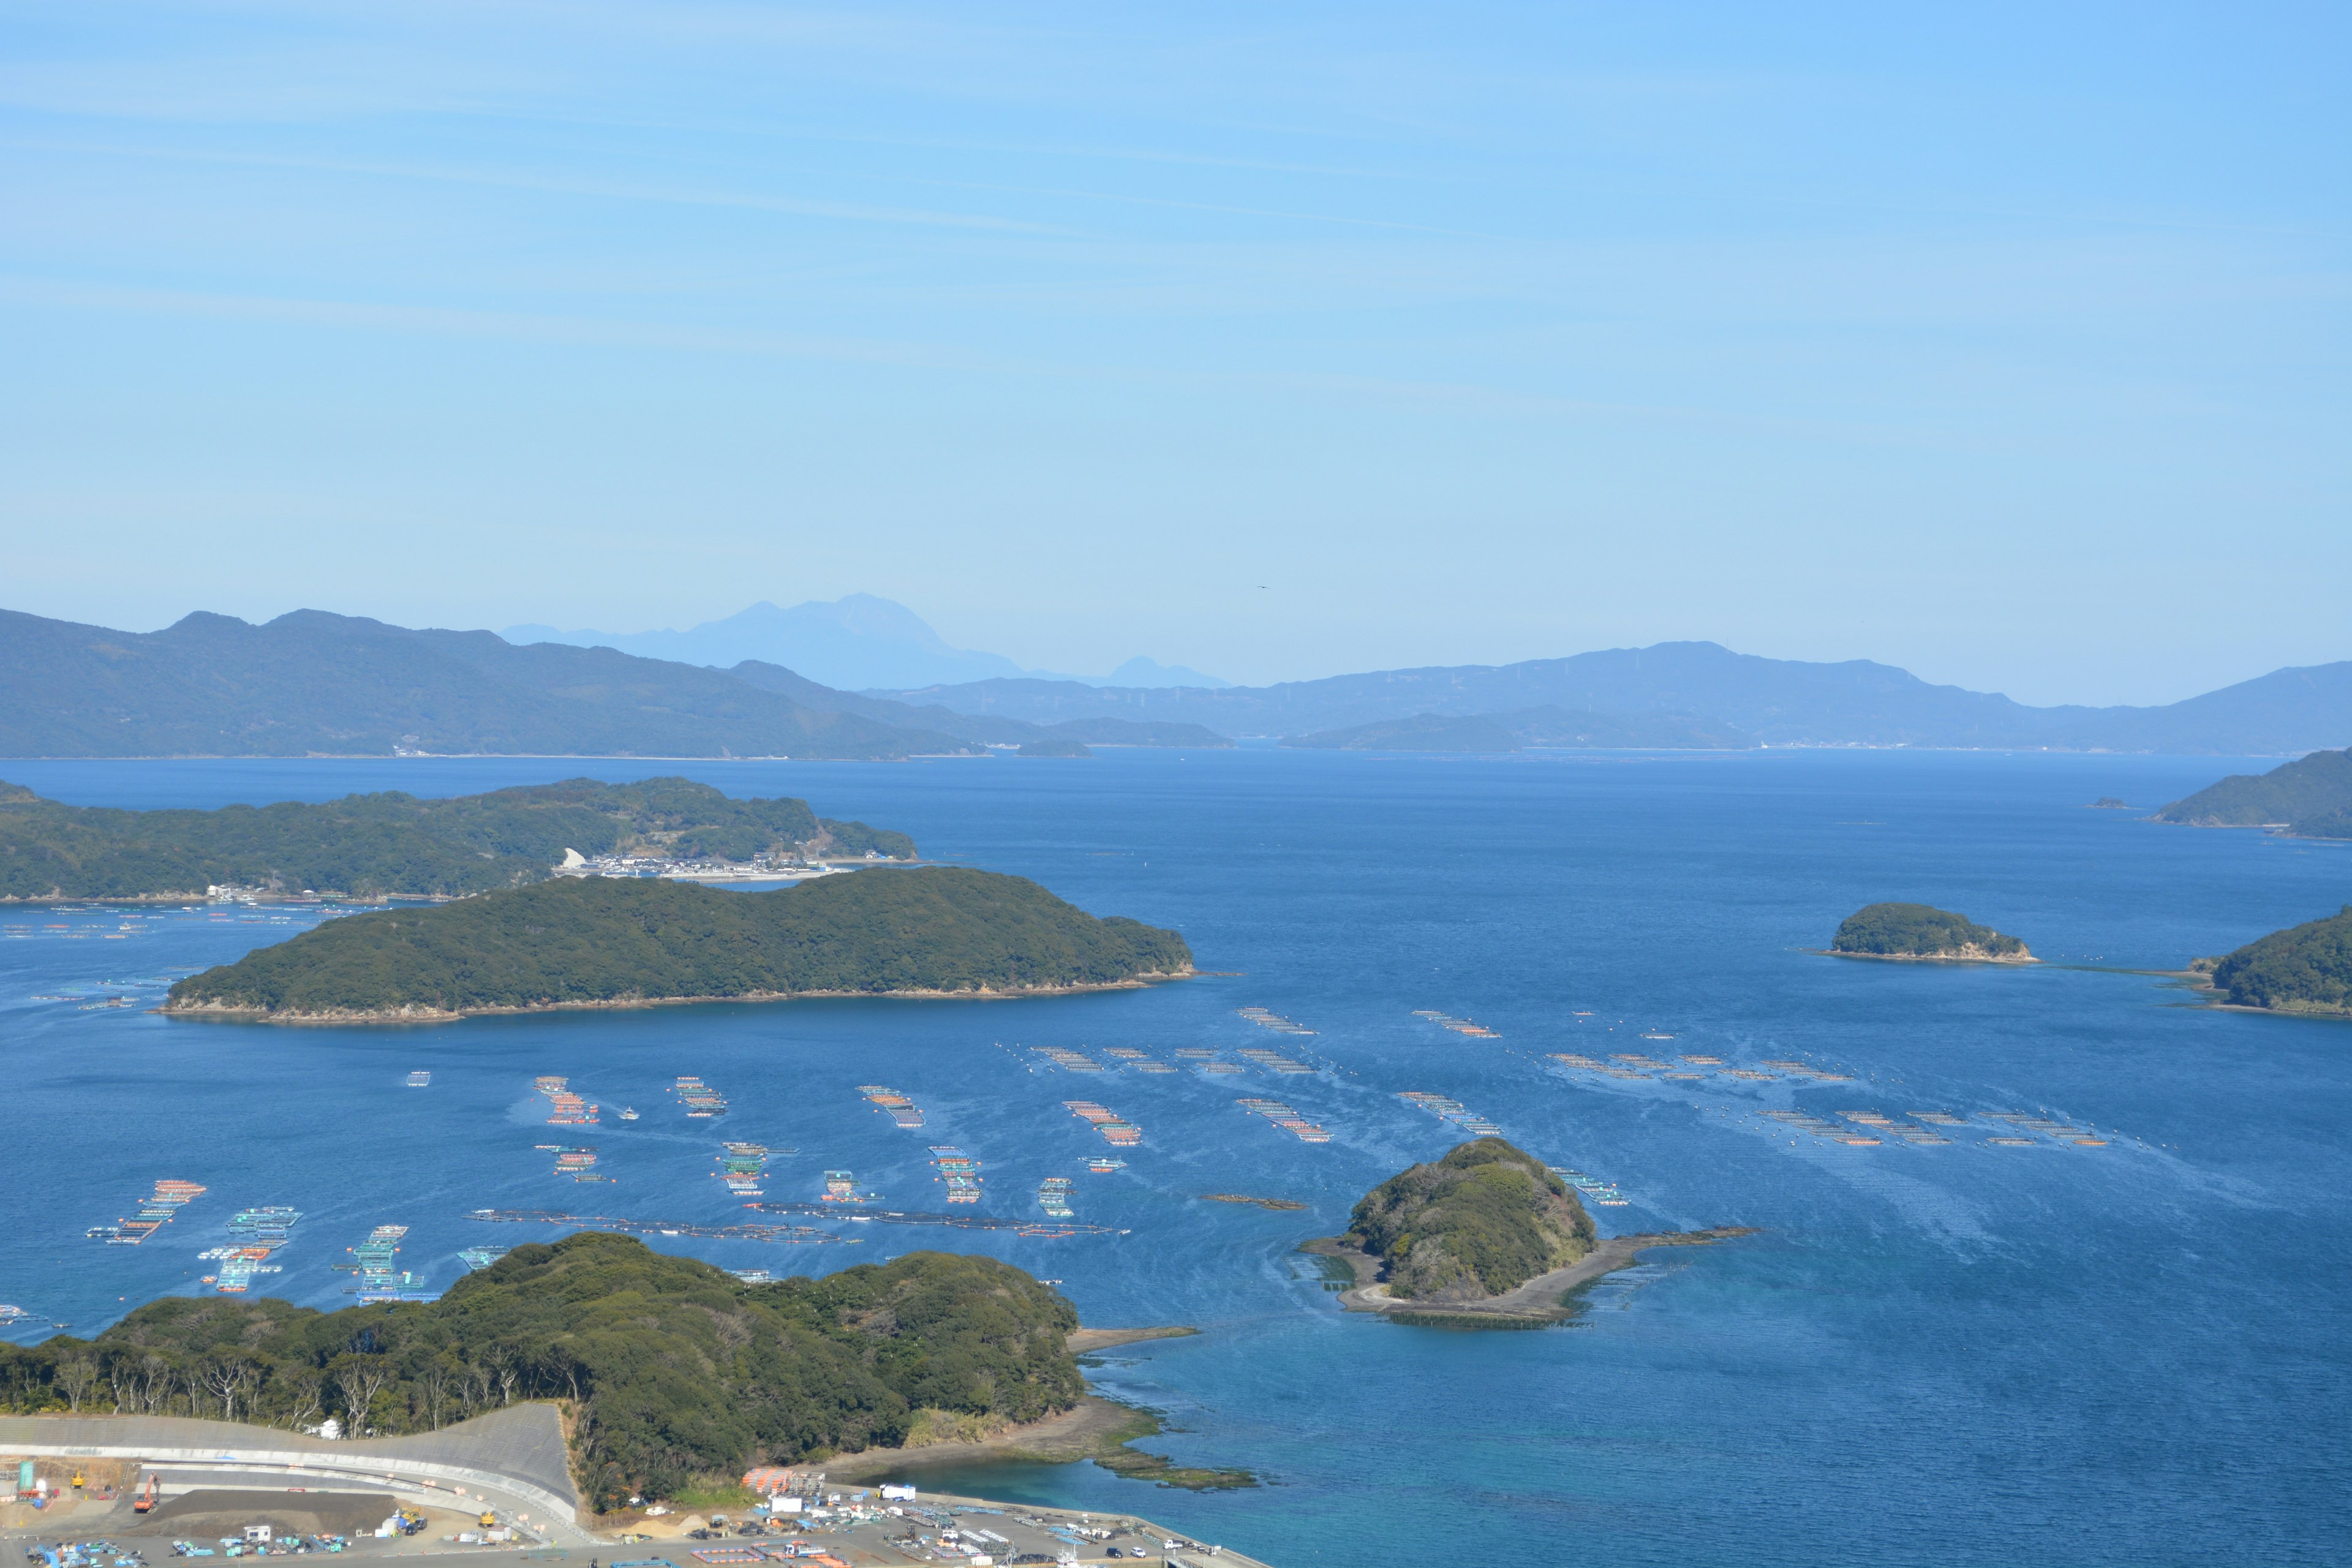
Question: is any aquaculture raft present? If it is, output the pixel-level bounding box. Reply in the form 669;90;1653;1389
199;1206;303;1292
750;1200;1118;1238
1412;1009;1499;1039
715;1143;771;1196
1398;1090;1502;1137
538;1144;612;1182
535;1075;599;1124
858;1085;926;1128
86;1179;204;1245
673;1076;729;1117
1238;1006;1316;1036
337;1223;433;1302
1063;1100;1143;1146
1236;1097;1331;1143
929;1146;983;1203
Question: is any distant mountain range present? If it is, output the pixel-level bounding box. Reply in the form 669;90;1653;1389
1;606;2343;758
877;641;2352;755
505;595;1230;692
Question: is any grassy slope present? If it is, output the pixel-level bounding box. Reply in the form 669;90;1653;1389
167;867;1192;1014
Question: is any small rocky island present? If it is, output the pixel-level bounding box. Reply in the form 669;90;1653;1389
1305;1138;1750;1325
1829;902;2034;963
2190;905;2352;1017
165;867;1193;1022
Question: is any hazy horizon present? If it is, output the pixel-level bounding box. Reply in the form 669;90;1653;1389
3;4;2344;706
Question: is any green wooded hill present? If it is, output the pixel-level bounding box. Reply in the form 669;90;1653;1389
165;867;1193;1017
0;1234;1080;1509
0;777;912;900
2204;905;2352;1016
1831;902;2030;960
0;607;978;758
2155;747;2352;838
1348;1139;1595;1302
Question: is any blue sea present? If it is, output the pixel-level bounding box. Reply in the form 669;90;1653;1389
3;748;2347;1566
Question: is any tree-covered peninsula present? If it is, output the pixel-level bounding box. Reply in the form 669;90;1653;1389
2155;747;2352;839
165;867;1193;1019
1830;902;2033;962
0;776;913;902
1346;1139;1596;1303
2196;906;2352;1016
0;1234;1080;1510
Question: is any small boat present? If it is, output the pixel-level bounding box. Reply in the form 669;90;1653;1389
619;1107;639;1121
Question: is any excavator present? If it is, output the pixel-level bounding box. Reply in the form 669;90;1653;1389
132;1474;159;1514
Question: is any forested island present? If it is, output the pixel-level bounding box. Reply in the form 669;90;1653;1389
2193;905;2352;1016
2155;747;2352;839
165;867;1193;1020
0;777;911;902
0;1234;1083;1510
1829;902;2034;963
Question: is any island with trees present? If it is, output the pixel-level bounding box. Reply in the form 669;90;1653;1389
2154;747;2352;839
164;866;1193;1020
2191;905;2352;1017
1828;902;2034;963
1302;1137;1750;1325
0;776;913;902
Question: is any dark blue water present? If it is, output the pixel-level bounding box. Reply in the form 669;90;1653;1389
4;749;2347;1566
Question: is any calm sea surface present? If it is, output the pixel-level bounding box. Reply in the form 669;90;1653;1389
3;748;2347;1566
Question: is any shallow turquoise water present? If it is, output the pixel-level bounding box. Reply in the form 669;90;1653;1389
3;748;2347;1565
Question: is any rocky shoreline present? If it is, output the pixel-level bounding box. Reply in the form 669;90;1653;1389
1303;1228;1757;1325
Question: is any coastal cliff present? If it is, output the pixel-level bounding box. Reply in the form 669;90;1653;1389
164;867;1192;1021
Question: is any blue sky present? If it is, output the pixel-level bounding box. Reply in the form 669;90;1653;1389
1;2;2344;704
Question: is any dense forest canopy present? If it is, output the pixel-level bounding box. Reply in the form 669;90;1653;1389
0;776;913;900
1348;1139;1594;1302
166;867;1193;1017
2204;906;2352;1016
1830;902;2028;959
2155;747;2352;838
0;1235;1081;1509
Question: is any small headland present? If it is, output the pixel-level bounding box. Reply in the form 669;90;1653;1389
1825;902;2035;964
2182;905;2352;1017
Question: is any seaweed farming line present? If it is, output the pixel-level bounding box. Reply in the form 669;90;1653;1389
1237;1046;1319;1076
86;1179;204;1245
1102;1047;1175;1072
467;1209;854;1245
1237;1097;1332;1143
1032;1046;1103;1072
1397;1090;1502;1138
1745;1107;2111;1148
859;1084;926;1128
1550;1053;1853;1085
747;1201;1122;1238
1063;1100;1142;1146
1238;1006;1315;1036
1412;1010;1499;1039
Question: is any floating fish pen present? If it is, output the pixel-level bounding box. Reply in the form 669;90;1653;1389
929;1145;984;1203
0;1305;46;1332
1033;1047;1104;1072
1397;1090;1502;1137
1237;1046;1316;1075
1063;1101;1144;1146
457;1246;510;1273
1550;1167;1629;1205
1087;1156;1128;1173
536;1075;599;1125
336;1224;432;1302
406;1070;432;1088
198;1205;303;1292
729;1268;774;1284
1238;1006;1316;1035
1412;1010;1499;1039
714;1143;771;1197
748;1200;1118;1237
537;1144;612;1182
1038;1178;1075;1219
469;1208;849;1245
86;1178;205;1245
1235;1097;1332;1143
821;1169;876;1204
673;1076;729;1117
858;1085;927;1128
